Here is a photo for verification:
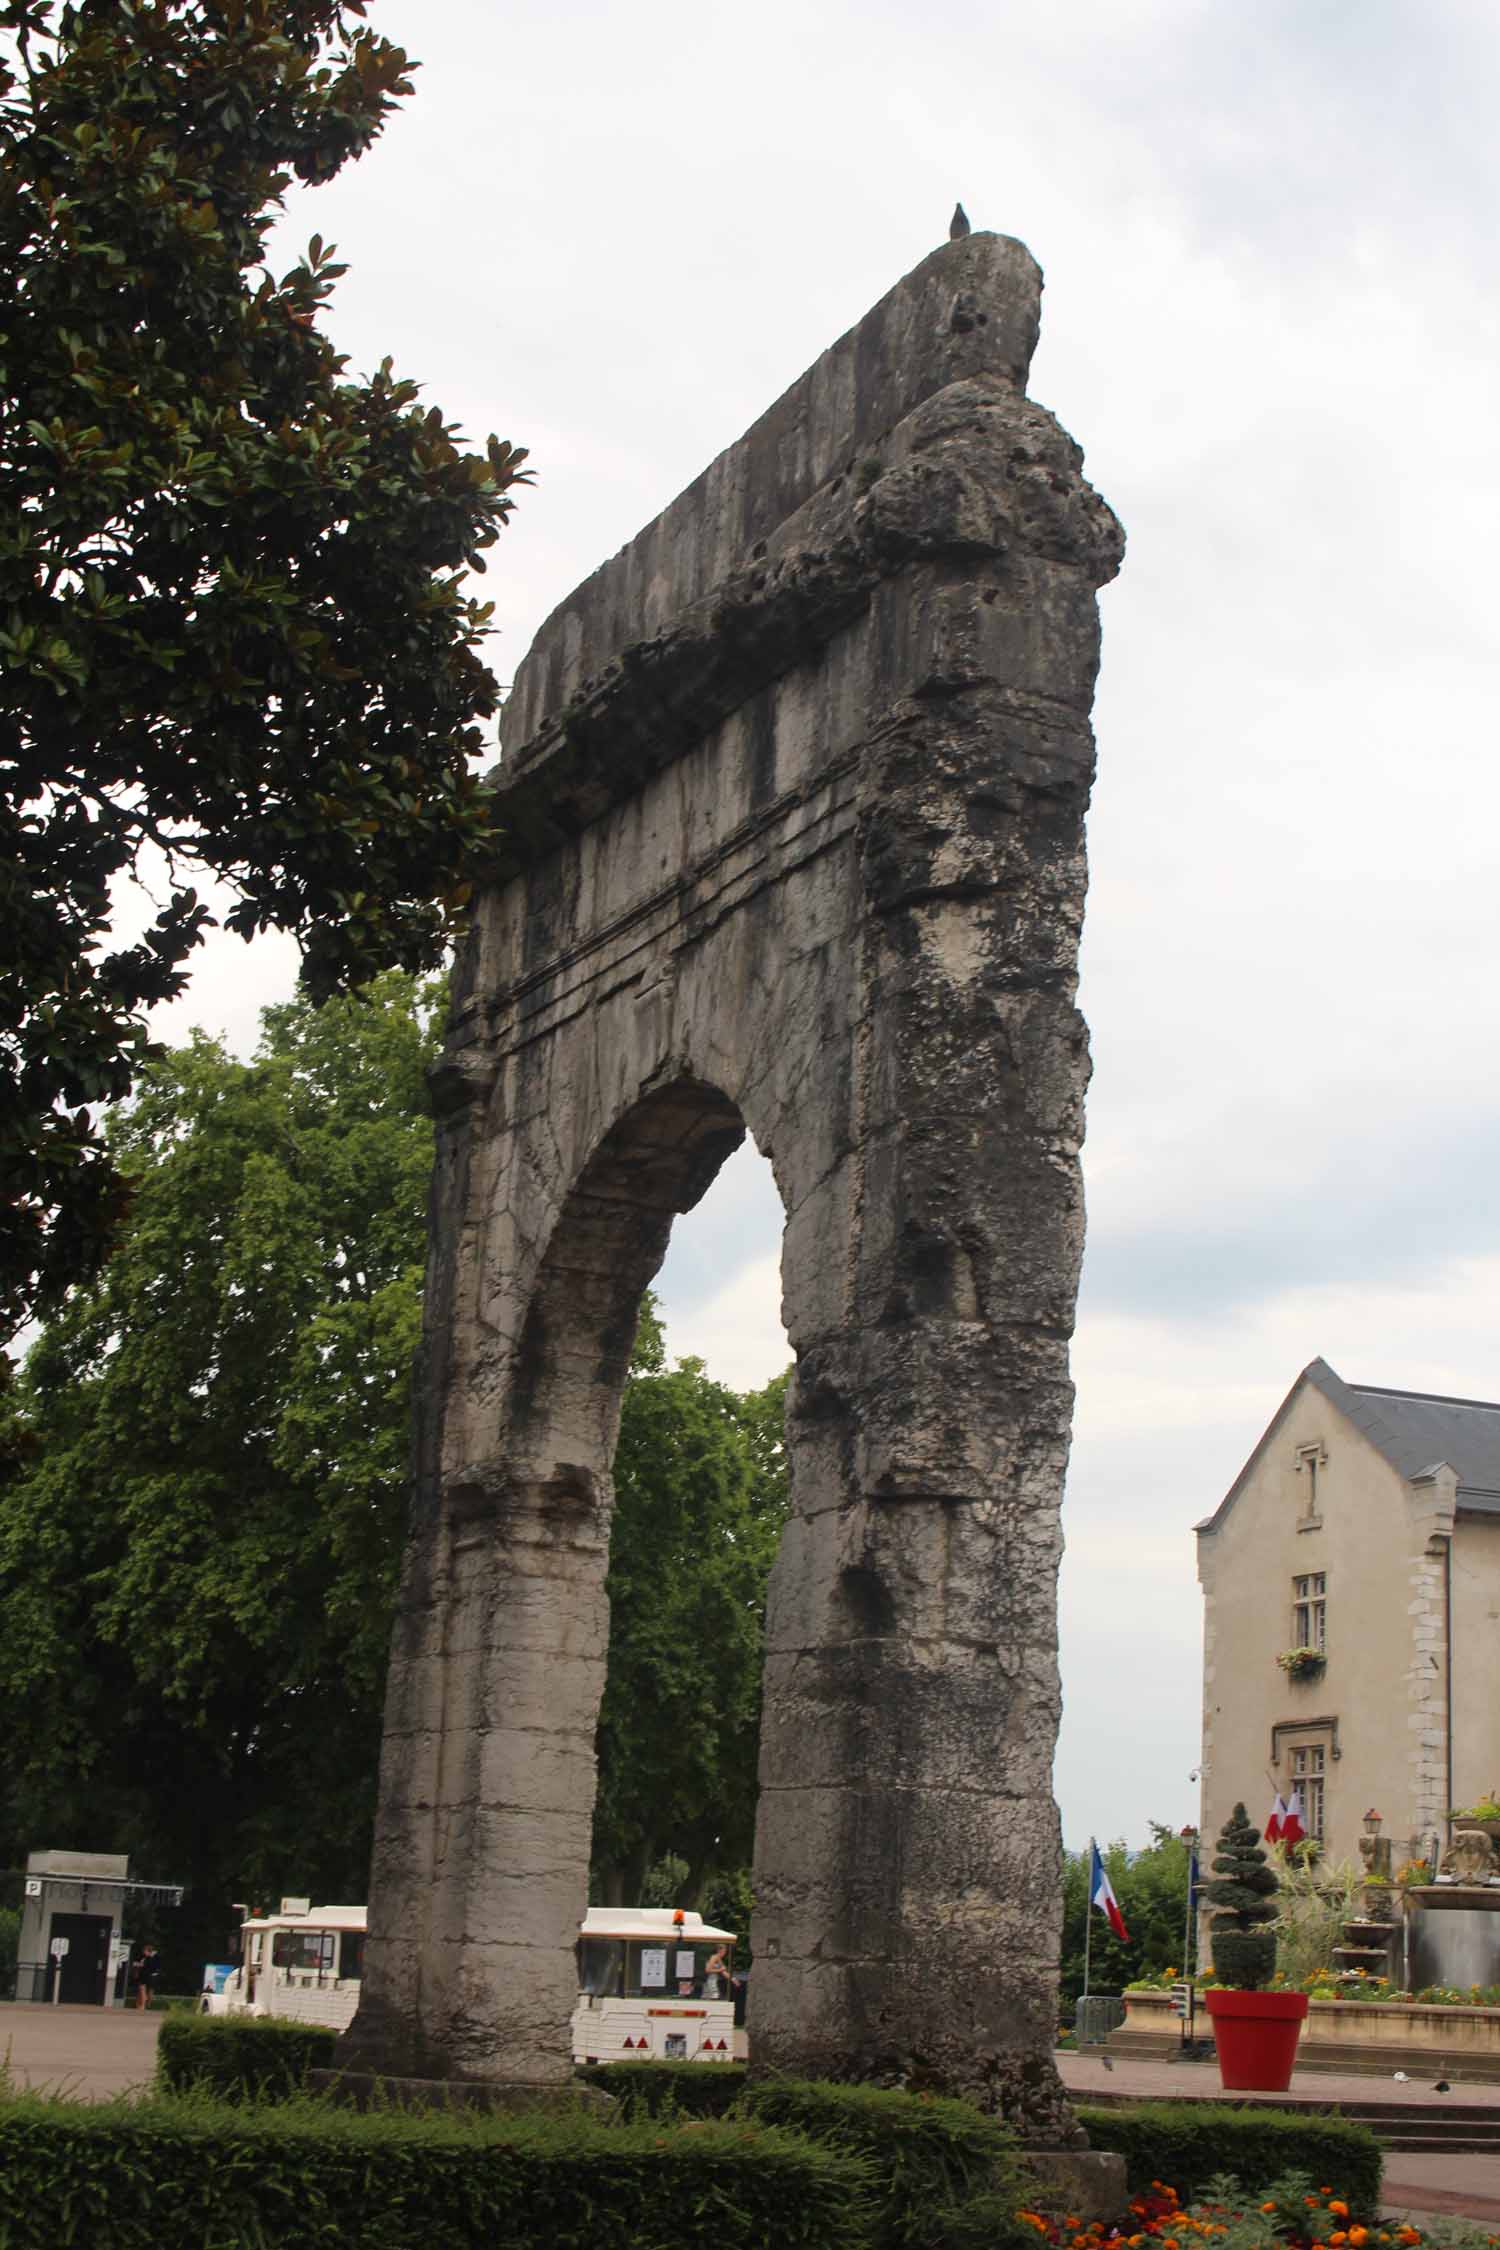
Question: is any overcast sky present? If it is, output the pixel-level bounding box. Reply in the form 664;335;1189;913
146;0;1500;1853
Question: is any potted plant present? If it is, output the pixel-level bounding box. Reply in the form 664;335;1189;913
1276;1646;1326;1682
1202;1801;1309;2091
1448;1792;1500;1841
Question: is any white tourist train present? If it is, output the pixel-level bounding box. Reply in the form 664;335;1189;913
202;1898;745;2058
572;1906;743;2064
201;1900;367;2030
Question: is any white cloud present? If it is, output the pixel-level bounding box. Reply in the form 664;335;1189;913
660;1249;788;1397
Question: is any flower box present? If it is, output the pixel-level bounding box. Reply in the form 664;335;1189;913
1118;1986;1500;2076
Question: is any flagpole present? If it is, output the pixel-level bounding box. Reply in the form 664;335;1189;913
1082;1838;1094;2001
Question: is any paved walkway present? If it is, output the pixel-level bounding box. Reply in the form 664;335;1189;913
1058;2048;1500;2224
0;2001;161;2099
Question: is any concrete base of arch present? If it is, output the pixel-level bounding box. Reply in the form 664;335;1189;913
338;229;1123;2140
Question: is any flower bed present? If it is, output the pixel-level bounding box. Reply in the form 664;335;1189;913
1022;2174;1499;2250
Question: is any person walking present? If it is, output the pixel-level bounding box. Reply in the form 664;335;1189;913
132;1942;160;2011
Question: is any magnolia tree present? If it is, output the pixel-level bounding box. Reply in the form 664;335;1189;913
0;0;530;1343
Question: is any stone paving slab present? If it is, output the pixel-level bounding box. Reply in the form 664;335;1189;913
0;2000;161;2099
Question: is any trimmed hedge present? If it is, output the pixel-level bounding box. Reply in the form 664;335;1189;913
0;2091;867;2250
580;2065;1035;2250
746;2079;1035;2250
1076;2100;1383;2219
576;2059;747;2118
156;2014;338;2102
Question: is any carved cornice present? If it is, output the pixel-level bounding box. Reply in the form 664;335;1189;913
475;387;1123;894
1271;1715;1342;1765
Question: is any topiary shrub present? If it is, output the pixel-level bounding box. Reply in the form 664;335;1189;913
1202;1801;1279;1989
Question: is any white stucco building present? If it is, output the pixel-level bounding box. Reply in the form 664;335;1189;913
1196;1358;1500;1869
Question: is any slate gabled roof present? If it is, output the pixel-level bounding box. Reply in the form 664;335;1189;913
1196;1357;1500;1535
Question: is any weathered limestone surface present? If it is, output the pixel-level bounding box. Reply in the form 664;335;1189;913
341;232;1122;2140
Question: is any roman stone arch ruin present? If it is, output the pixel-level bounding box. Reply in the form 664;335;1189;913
341;231;1123;2140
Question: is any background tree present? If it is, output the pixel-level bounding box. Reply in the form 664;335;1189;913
0;0;530;1342
591;1323;788;1904
1059;1822;1196;2019
0;972;441;1972
0;974;794;1978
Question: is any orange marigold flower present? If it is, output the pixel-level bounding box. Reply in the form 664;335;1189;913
1330;2202;1350;2217
1262;2204;1278;2215
1349;2228;1369;2246
1331;2231;1348;2244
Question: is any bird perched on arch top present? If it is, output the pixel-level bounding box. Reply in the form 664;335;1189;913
950;201;971;238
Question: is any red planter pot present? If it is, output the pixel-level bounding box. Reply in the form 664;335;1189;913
1204;1987;1310;2091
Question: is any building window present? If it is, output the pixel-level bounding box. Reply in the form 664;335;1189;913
1293;1572;1326;1651
1295;1442;1327;1518
1289;1743;1326;1840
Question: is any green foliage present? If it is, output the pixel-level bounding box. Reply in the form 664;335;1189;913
156;2013;336;2102
1077;2101;1381;2219
0;2088;865;2250
0;974;440;1974
575;2059;747;2119
701;1865;756;1959
0;0;532;1341
1268;1851;1364;1988
1060;1824;1195;2016
744;2079;1035;2250
591;1361;789;1902
1181;2170;1362;2250
1217;2169;1331;2247
578;2068;1036;2250
1449;1790;1500;1821
1203;1803;1280;1990
1;967;793;1979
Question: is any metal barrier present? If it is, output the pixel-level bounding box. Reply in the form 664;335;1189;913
1074;1993;1126;2044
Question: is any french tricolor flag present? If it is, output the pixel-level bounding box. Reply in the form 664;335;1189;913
1089;1841;1130;1943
